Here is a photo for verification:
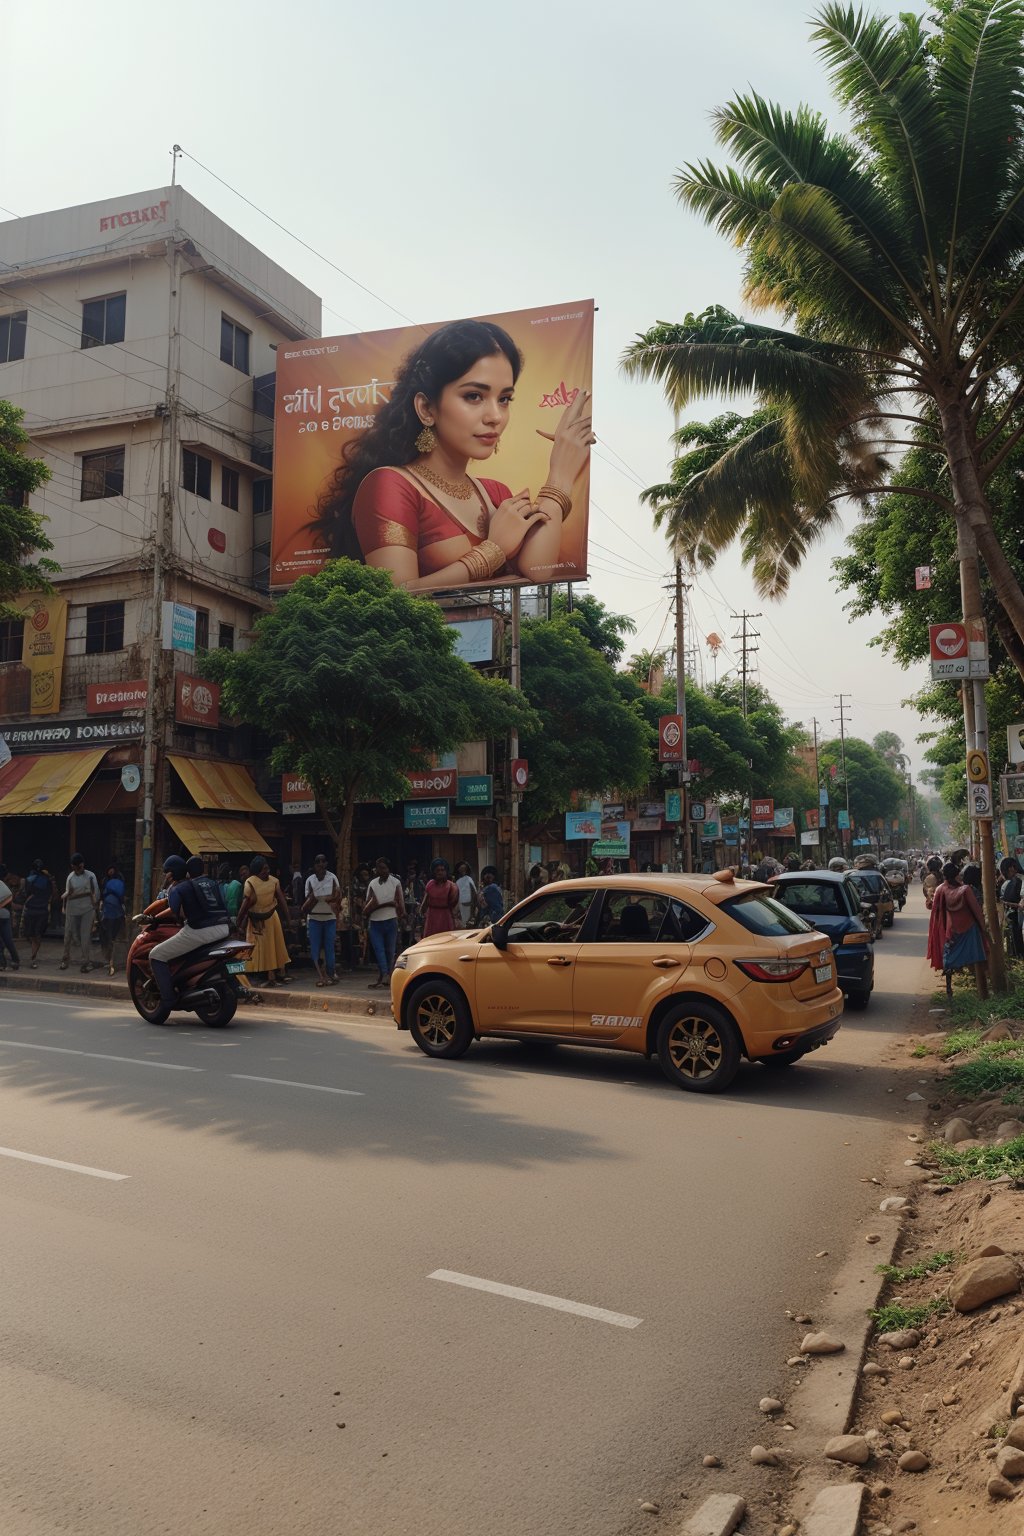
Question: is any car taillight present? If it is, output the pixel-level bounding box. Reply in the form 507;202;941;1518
735;958;810;982
842;932;870;945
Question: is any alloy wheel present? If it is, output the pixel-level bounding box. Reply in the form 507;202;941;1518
416;993;458;1047
666;1014;724;1080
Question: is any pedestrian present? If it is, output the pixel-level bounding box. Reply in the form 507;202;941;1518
420;858;459;937
60;853;100;973
149;856;232;1009
1000;856;1024;960
478;866;505;924
99;864;127;976
921;854;942;908
302;853;342;986
0;865;21;971
217;863;243;922
364;857;405;987
928;860;989;1002
454;860;478;927
235;856;294;988
21;858;55;968
527;863;548;893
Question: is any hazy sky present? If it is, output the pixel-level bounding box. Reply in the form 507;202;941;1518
2;0;934;772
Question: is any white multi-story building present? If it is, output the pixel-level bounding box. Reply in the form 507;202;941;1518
0;186;322;899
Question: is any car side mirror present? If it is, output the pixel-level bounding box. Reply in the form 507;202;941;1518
490;924;508;951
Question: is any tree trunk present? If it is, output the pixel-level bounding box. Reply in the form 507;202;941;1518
335;796;356;897
939;398;1024;650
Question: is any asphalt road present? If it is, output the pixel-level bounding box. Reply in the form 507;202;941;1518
0;892;932;1536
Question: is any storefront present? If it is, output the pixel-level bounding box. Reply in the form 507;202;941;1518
160;755;276;871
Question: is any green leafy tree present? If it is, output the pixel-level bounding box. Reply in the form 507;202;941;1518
621;2;1024;649
519;617;651;821
202;561;535;881
550;591;636;664
625;647;672;689
819;736;905;828
0;399;57;616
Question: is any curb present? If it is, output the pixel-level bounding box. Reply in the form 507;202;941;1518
0;971;391;1025
803;1483;866;1536
680;1493;745;1536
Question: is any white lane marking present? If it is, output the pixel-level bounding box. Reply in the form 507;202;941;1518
0;1145;129;1181
428;1270;643;1329
230;1074;364;1097
0;1039;203;1072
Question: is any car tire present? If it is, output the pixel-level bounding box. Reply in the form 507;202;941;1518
884;914;894;927
655;1000;741;1093
407;979;475;1059
845;990;871;1012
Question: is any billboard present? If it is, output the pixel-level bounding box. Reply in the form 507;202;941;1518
271;301;594;592
11;592;67;716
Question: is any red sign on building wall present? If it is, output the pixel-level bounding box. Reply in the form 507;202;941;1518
751;797;775;827
406;767;457;799
87;679;148;714
174;674;220;729
658;715;684;762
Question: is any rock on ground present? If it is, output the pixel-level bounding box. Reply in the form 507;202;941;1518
941;1117;974;1143
681;1493;746;1536
877;1329;921;1350
949;1254;1021;1313
802;1483;867;1536
824;1434;870;1465
801;1331;845;1354
995;1444;1024;1478
898;1450;930;1472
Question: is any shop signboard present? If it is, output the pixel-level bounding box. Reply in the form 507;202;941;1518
406;767;457;799
174;674;220;729
1008;723;1024;765
162;601;196;653
511;758;529;791
640;800;664;820
664;788;682;823
658;715;684;762
404;799;450;830
751;797;774;828
969;780;993;819
0;735;10;769
690;801;706;821
565;811;601;839
819;787;829;807
271;300;594;591
1002;773;1024;809
282;775;316;815
3;719;143;750
87;680;148;714
456;774;493;807
805;808;820;830
592;820;630;858
11;591;68;716
448;619;493;665
633;816;662;832
602;802;625;820
801;829;821;846
773;806;794;829
702;820;720;838
837;809;851;830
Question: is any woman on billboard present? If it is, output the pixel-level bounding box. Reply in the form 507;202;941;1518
315;319;594;590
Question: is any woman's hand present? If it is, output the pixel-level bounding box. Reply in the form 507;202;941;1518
489;489;550;559
536;388;595;490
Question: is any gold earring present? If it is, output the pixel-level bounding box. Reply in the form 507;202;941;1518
415;425;436;455
492;438;499;456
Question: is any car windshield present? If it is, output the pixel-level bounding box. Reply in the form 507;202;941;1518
774;880;846;916
852;872;885;894
720;891;812;936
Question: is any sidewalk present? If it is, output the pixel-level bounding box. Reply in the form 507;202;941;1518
0;950;393;1021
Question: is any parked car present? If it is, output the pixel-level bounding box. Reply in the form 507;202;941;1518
769;871;875;1011
391;871;843;1092
847;869;896;934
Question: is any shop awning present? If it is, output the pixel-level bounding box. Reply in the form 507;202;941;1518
0;749;107;815
167;755;274;815
162;812;272;855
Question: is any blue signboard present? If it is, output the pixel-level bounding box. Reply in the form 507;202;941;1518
566;810;601;839
819;787;829;807
837;809;851;830
456;774;493;808
404;799;450;830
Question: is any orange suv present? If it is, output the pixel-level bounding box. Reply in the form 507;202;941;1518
391;872;843;1091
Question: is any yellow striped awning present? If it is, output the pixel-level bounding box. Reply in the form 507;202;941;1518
167;755;273;815
162;813;272;855
0;748;107;815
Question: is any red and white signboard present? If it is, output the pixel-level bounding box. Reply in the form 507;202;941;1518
658;714;684;762
929;623;967;661
87;679;148;714
174;674;221;729
407;767;457;799
282;775;316;815
511;758;529;790
751;797;775;828
915;566;932;590
927;621;991;680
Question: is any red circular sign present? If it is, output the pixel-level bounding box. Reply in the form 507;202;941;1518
208;528;227;553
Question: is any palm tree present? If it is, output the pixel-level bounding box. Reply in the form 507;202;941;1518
623;2;1024;646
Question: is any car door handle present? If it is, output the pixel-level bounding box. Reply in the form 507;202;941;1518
457;955;474;962
652;957;680;969
546;957;573;967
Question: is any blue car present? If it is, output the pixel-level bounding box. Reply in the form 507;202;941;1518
769;871;875;1011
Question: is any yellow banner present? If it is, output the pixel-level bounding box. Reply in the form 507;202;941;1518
14;592;67;715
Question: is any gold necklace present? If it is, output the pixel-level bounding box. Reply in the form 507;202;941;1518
413;461;473;501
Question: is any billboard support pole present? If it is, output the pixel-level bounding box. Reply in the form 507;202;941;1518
509;587;522;904
675;560;692;873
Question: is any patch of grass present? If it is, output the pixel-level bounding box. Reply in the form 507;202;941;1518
931;1134;1024;1184
911;1044;928;1058
875;1251;955;1284
947;1045;1024;1099
869;1298;948;1331
938;1026;984;1058
936;972;1024;1029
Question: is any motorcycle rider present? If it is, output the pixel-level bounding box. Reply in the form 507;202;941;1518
149;855;231;1008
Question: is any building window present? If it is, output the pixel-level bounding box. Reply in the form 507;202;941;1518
85;601;125;654
0;618;23;664
195;608;210;650
81;293;126;349
218;622;235;651
0;311;27;364
182;449;212;499
220;315;250;374
221;466;239;511
253;477;272;516
81;446;125;501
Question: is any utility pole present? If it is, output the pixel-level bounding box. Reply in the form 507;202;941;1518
731;611;760;871
834;694;852;849
509;587;522;903
675;559;692;872
812;715;826;863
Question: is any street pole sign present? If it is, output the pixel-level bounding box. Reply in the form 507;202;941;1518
928;620;990;680
658;715;684;762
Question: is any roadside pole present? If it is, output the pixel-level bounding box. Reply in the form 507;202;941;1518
675;559;692;872
509;587;522;905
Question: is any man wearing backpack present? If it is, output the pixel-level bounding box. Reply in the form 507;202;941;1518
149;856;231;1008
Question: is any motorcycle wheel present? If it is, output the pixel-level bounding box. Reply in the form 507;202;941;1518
128;963;171;1026
192;981;237;1028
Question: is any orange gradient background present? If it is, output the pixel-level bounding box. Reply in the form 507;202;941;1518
271;300;595;589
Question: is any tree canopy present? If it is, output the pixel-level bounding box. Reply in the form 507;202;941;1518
202;560;535;877
550;591;636;664
0;400;57;617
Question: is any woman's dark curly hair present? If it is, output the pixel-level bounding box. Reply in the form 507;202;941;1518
315;319;522;560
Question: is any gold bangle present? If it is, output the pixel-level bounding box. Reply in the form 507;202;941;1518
460;539;506;582
538;484;572;518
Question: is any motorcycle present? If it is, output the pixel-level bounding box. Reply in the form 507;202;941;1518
126;899;254;1027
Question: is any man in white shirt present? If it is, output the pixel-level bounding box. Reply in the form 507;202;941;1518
301;854;341;985
363;857;406;987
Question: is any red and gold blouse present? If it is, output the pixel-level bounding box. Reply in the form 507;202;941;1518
353;467;512;577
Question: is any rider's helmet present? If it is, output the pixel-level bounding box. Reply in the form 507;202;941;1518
162;855;187;881
827;856;849;872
